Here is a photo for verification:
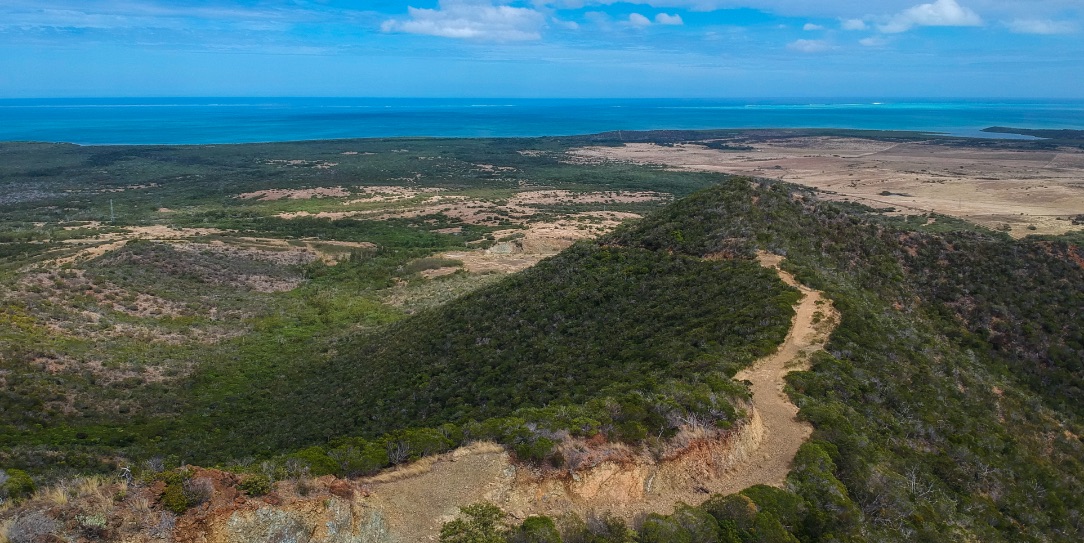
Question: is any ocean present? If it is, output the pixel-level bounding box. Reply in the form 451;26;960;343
1;98;1082;145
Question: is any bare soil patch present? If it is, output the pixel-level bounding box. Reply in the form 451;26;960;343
508;190;669;206
341;185;443;205
237;187;349;201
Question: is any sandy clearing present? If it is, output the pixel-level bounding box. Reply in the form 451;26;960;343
508;190;670;206
275;188;665;228
341;185;444;205
570;140;1084;237
45;226;226;266
429;213;639;275
231;237;375;265
237;187;350;201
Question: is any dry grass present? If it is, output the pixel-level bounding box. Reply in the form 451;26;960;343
0;472;190;543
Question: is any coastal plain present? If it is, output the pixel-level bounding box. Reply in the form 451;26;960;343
570;133;1084;238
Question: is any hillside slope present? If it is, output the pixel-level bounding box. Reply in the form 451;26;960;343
605;178;1084;541
188;243;799;461
3;176;1083;543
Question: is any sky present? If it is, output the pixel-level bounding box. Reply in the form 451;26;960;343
0;0;1082;98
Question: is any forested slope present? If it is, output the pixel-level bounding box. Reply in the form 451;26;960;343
595;178;1084;542
193;244;798;461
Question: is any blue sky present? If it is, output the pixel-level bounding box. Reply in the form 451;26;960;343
1;0;1082;98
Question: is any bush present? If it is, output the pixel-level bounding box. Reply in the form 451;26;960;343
440;503;510;543
513;516;561;543
161;482;189;515
289;446;339;476
639;505;721;543
157;469;203;514
239;474;272;497
585;513;635;543
182;477;214;507
1;469;36;503
739;486;805;533
702;494;758;531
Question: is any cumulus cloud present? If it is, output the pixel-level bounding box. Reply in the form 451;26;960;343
803;23;824;30
787;38;832;52
859;36;890;46
841;18;867;30
1007;19;1077;34
878;0;982;33
628;12;652;26
655;13;684;25
382;1;546;41
551;17;580;30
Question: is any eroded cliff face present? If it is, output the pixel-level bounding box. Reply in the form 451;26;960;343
170;415;763;543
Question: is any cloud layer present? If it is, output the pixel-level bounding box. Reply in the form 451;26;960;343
382;1;546;41
878;0;983;33
1007;19;1077;34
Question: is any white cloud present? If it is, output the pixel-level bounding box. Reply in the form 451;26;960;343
656;13;684;25
1007;19;1077;34
787;38;832;52
552;17;580;30
382;1;546;41
628;13;652;27
878;0;983;33
859;36;890;46
841;18;868;30
803;23;824;30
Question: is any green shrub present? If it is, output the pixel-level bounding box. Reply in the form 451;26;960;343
161;481;189;515
639;505;721;543
739;486;805;533
238;474;272;497
440;503;510;543
750;512;799;543
157;469;195;514
289;446;339;476
513;516;561;543
702;494;758;531
1;469;36;503
585;513;635;543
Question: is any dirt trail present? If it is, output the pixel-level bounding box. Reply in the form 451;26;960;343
728;252;839;488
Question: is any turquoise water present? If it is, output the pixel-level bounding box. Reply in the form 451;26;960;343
1;98;1082;145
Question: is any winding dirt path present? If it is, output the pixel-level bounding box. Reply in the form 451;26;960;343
727;251;839;489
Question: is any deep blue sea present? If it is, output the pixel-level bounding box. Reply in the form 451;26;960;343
1;98;1082;145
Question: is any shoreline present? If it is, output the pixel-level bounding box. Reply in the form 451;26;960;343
0;126;1075;148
